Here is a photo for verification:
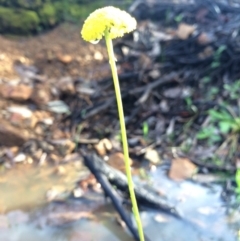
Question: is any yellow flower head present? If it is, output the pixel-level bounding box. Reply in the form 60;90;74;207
81;6;137;42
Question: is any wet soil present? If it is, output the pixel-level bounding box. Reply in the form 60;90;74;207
0;23;110;80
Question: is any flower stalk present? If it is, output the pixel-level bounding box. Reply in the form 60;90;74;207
104;29;145;241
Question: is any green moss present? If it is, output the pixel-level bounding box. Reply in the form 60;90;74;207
68;1;133;21
14;0;43;9
0;0;134;34
0;7;40;34
0;0;43;9
38;3;59;26
68;2;105;20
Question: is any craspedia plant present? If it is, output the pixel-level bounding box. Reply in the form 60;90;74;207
81;6;136;42
81;6;145;241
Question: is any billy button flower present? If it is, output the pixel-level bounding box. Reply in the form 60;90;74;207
81;6;145;241
81;6;136;42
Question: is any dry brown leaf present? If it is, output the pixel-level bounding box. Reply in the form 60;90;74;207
177;23;196;40
108;152;133;172
168;158;197;181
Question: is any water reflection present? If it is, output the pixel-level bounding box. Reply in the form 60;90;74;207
142;166;236;241
0;163;238;241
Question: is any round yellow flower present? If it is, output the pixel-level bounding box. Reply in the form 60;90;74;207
81;6;137;42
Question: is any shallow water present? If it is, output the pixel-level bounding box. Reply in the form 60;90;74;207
0;162;238;241
139;167;237;241
0;161;85;212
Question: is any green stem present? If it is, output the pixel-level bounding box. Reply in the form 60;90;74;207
104;30;145;241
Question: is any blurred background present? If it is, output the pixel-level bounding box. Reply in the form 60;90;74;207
0;0;240;241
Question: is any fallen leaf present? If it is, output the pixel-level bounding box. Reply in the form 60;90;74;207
177;23;196;40
169;158;197;181
108;152;133;172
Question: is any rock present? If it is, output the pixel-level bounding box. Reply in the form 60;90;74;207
13;153;26;163
149;69;160;79
197;32;214;45
73;188;83;198
7;106;38;128
0;84;32;101
144;149;162;165
13;153;32;164
57;54;73;64
93;51;103;61
30;83;51;105
108;152;133;172
58;77;75;94
0;122;28;146
54;166;66;175
94;138;112;156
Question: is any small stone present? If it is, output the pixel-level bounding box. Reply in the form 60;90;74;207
0;84;32;101
13;153;26;163
149;69;160;79
58;77;75;94
94;138;112;156
31;84;51;105
26;156;33;164
94;51;103;61
7;106;37;128
58;54;73;64
197;32;214;45
0;122;28;146
73;188;83;198
55;166;66;175
144;149;162;165
34;124;44;135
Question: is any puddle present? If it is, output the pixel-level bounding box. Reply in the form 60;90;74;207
0;162;239;241
0;200;133;241
139;166;238;241
0;162;134;241
0;161;87;212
